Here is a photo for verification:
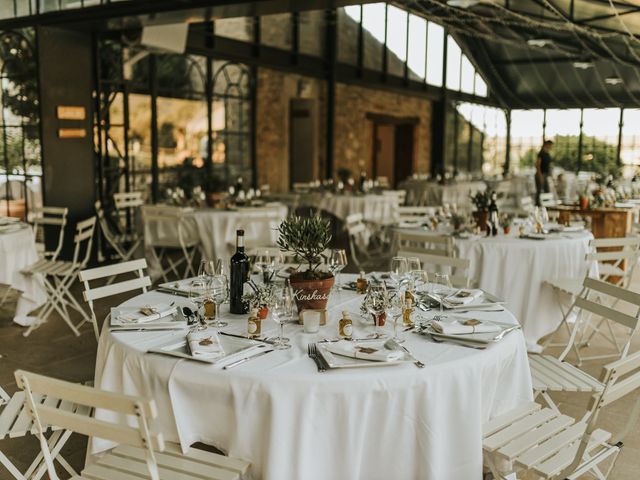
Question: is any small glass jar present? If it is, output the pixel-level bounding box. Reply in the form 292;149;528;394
247;308;261;338
339;311;353;339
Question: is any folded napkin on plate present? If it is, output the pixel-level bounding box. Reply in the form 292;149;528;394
445;289;483;305
325;340;404;362
431;318;500;335
187;331;225;359
114;304;177;324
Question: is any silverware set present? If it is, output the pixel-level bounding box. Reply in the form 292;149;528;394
308;343;327;372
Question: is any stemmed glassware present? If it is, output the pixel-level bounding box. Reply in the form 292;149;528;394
188;278;208;330
364;282;389;339
432;273;452;315
208;275;229;328
270;286;293;350
265;251;284;283
388;291;405;343
328;249;348;290
254;249;271;282
390;257;408;289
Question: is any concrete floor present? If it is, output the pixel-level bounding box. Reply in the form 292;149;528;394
1;273;640;479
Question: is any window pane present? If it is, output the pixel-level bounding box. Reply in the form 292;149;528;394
426;22;444;86
215;17;253;42
545;109;581;172
338;7;360;65
582;108;620;176
386;5;407;77
407;14;426;81
446;35;461;91
510;109;544;172
621;109;640;171
299;10;325;57
261;13;292;50
474;73;487;97
460;54;474;94
362;2;385;71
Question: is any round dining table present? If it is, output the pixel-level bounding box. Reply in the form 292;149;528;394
93;277;532;480
395;228;597;351
0;219;46;325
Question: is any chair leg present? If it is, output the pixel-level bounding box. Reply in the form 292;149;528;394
30;429;77;480
0;450;27;480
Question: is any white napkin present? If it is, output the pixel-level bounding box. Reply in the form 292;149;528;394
431;318;500;335
113;305;177;324
325;340;404;362
187;331;225;359
445;289;483;305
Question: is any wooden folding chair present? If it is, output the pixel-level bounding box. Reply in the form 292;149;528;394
20;217;97;337
14;370;251;480
483;351;640;480
0;383;90;480
529;277;640;412
79;258;151;341
397;250;470;288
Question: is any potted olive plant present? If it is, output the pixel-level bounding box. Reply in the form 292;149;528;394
277;216;334;313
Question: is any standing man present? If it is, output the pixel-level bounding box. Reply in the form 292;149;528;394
536;140;553;206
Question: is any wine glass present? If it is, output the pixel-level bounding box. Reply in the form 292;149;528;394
388;291;405;343
198;259;216;279
328;249;348;290
208;275;229;328
254;249;271;282
215;258;228;277
390;257;408;289
188;278;208;330
266;251;284;282
432;273;452;315
270;287;292;350
364;282;389;339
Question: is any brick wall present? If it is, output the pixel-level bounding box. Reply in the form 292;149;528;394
256;67;431;192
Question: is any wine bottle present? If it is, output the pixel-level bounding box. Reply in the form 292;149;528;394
230;229;250;314
489;192;499;237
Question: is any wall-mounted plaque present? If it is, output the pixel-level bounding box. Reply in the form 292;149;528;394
58;128;86;139
56;106;86;121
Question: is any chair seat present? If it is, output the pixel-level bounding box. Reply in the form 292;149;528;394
545;277;583;296
529;354;604;393
483;403;612;479
84;444;250;480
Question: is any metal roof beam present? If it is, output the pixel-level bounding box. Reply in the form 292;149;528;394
576;7;640;25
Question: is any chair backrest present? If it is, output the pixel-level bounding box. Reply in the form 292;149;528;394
70;217;97;269
398;250;470;288
14;369;163;480
30;206;68;260
113;191;144;210
560;276;640;361
397;206;437;220
559;351;640;479
95;201;125;257
142;205;199;249
396;231;453;257
79;258;151;340
539;192;557;207
589;236;640;287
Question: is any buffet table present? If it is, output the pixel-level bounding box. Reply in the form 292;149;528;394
394;228;597;350
0;219;46;324
548;206;633;239
93;279;532;480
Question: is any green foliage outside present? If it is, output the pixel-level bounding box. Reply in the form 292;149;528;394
519;135;619;177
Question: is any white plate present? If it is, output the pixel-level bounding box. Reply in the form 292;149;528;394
148;335;266;364
421;321;520;345
317;342;412;369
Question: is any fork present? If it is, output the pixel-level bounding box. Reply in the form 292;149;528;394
307;344;326;373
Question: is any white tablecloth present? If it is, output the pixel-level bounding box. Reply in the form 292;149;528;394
94;280;532;480
143;204;288;264
395;229;597;350
0;222;46;322
400;180;486;208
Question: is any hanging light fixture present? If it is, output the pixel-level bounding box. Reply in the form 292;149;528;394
605;76;623;85
572;61;594;70
446;0;482;8
527;38;553;47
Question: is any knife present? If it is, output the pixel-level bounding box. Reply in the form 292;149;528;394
219;331;276;345
156;287;190;297
223;349;274;369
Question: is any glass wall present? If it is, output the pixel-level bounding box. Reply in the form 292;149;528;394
0;29;42;219
621;109;640;175
456;102;507;176
510;109;544;172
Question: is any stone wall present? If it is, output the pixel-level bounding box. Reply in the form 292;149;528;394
255;67;431;191
333;83;431;178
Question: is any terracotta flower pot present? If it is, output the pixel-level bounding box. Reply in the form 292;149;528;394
258;306;269;320
289;273;334;323
503;226;511;235
579;195;589;210
372;312;386;327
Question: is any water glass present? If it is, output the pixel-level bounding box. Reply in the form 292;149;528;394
432;273;452;314
271;287;292;350
364;282;389;339
189;278;208;330
208;275;229;328
390;257;408;289
328;249;348;290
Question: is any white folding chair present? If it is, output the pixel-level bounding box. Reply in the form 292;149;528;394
345;213;390;271
142;206;202;282
14;369;251;480
398;250;470;288
397;206;437;223
381;189;406;206
529;277;640;411
1;207;69;308
395;231;454;257
20;217;97;337
113;191;144;235
95;201;142;266
78;258;151;341
540;192;558;207
483;351;640;480
0;382;90;480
